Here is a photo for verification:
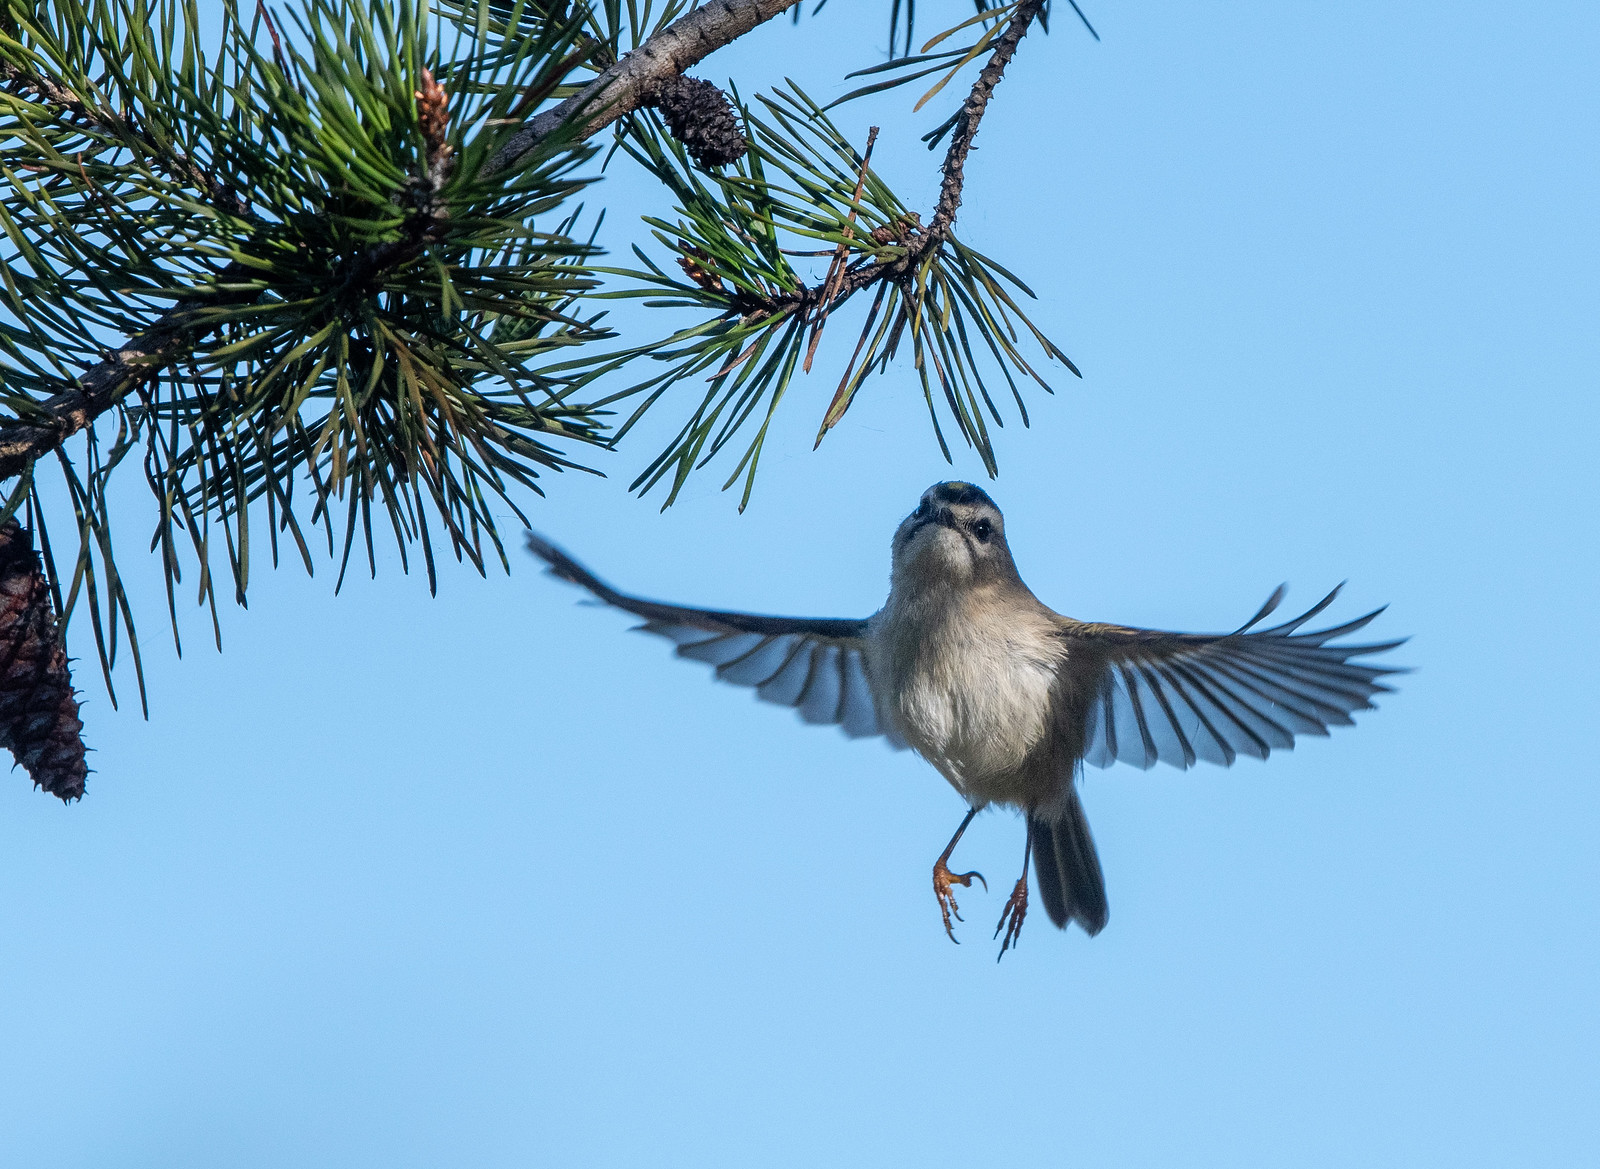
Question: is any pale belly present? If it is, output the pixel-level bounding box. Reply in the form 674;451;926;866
875;624;1062;806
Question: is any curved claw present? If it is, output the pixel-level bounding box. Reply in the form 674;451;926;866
994;876;1029;961
938;886;964;944
933;860;986;943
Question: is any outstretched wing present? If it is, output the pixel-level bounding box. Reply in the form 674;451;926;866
1067;585;1407;770
527;532;905;748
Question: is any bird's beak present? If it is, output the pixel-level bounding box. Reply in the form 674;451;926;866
905;507;956;539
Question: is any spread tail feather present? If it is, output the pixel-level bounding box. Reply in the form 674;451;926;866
1031;795;1108;936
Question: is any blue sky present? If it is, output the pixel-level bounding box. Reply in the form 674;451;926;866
2;2;1597;1166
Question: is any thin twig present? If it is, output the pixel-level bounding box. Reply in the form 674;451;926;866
729;0;1048;330
803;124;878;373
921;0;1046;243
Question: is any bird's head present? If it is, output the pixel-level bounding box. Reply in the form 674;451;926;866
891;481;1021;591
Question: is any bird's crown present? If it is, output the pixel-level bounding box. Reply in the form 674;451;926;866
927;481;997;509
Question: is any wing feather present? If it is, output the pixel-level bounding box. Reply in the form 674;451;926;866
1154;659;1250;764
756;640;815;706
840;653;885;740
716;635;795;686
1071;586;1406;771
797;644;844;725
527;531;906;749
678;631;767;667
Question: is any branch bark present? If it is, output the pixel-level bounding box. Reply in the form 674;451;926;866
0;263;270;482
922;0;1047;244
0;61;251;219
739;0;1048;323
0;0;804;483
0;58;261;481
486;0;802;176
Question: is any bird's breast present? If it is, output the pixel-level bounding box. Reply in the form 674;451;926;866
868;592;1064;799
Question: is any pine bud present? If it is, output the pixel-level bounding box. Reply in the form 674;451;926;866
414;67;455;183
870;211;922;247
677;244;729;294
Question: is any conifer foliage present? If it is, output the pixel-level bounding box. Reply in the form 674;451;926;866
0;0;1091;794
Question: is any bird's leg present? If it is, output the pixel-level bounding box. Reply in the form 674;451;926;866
932;806;987;943
994;818;1034;960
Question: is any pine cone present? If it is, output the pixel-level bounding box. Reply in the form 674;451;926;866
648;77;748;169
677;244;729;294
0;522;87;801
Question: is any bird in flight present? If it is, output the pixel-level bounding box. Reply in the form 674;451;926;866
527;482;1405;959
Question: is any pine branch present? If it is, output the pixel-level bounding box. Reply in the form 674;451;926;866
718;0;1050;327
922;0;1045;244
486;0;804;175
0;59;253;219
0;284;248;481
577;30;1076;508
0;50;262;480
0;0;806;488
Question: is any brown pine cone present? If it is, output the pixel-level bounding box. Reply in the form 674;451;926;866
0;522;87;801
648;77;748;169
677;244;729;294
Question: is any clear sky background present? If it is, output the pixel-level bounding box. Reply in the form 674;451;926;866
2;2;1597;1166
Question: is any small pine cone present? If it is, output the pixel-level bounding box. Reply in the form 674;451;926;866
649;77;748;169
677;244;728;294
0;522;87;801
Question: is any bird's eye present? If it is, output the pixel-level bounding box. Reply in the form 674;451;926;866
972;517;993;542
913;499;930;518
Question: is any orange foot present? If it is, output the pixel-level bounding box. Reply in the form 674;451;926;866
994;876;1029;961
933;859;987;943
